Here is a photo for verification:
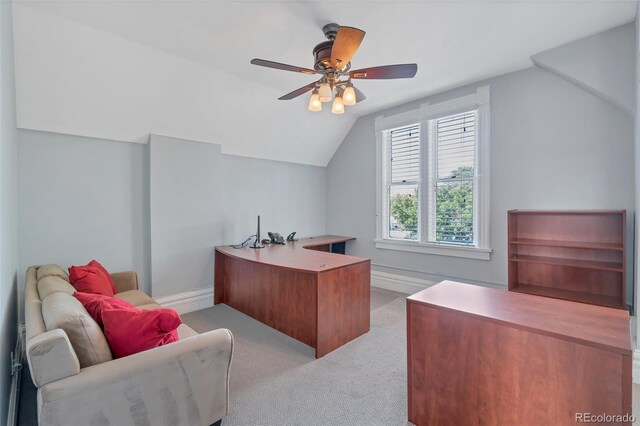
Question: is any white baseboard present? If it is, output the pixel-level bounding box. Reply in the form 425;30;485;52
7;323;25;426
155;287;214;315
156;273;431;314
371;270;437;295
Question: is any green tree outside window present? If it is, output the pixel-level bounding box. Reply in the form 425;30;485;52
390;166;473;243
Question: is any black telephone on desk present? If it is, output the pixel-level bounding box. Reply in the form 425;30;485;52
267;232;285;244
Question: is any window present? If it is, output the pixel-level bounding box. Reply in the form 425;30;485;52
386;124;420;240
428;111;476;245
375;86;491;260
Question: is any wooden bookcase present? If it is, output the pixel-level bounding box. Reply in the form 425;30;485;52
508;210;626;309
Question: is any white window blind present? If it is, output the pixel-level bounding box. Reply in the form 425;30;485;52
390;125;420;183
386;124;420;240
429;111;476;245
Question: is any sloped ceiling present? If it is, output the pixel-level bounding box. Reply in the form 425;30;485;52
531;23;636;115
12;0;636;166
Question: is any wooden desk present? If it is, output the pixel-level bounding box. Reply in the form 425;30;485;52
214;236;370;357
407;281;632;426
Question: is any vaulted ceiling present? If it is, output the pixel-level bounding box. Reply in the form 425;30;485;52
12;0;636;166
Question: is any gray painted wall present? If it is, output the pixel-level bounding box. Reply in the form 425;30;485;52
149;135;222;298
531;23;636;115
220;154;327;244
17;131;327;302
0;0;18;422
17;130;149;293
148;136;327;297
326;65;635;300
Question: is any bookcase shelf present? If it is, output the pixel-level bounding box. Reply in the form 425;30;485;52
509;284;623;309
509;238;623;251
508;210;626;310
509;255;623;272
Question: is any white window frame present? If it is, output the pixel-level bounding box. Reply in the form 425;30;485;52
375;86;492;260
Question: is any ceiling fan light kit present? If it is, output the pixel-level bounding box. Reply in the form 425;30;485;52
318;82;332;102
251;23;418;114
342;83;356;106
332;93;345;115
308;89;322;112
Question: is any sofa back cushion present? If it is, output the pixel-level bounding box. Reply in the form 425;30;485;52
42;292;113;368
25;267;46;342
36;264;69;282
37;276;76;301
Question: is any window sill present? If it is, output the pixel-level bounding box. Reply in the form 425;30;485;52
374;239;492;260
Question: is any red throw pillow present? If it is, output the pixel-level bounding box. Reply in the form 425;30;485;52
68;260;117;294
87;260;118;294
73;292;134;328
102;307;181;358
68;265;114;296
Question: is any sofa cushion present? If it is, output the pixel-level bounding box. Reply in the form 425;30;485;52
42;292;113;368
114;290;155;307
68;265;114;297
136;303;161;310
36;264;69;282
73;292;135;328
102;307;181;358
37;276;76;301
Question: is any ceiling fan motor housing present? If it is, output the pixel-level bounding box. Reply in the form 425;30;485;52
313;41;333;71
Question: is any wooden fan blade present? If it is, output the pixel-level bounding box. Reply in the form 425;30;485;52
349;64;418;79
278;82;318;100
330;27;365;70
251;58;317;75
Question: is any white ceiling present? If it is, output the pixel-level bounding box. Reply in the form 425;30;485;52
12;0;637;166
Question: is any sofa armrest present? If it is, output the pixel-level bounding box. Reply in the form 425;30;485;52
110;271;138;293
26;329;80;387
38;329;233;426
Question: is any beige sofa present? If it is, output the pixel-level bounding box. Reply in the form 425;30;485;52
24;264;233;426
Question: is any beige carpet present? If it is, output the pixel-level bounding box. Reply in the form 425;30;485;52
183;288;409;425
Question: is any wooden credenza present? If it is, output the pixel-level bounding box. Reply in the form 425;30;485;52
407;281;632;426
215;236;370;358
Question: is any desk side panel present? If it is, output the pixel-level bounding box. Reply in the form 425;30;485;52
214;250;227;304
215;250;317;348
407;300;631;426
316;260;371;358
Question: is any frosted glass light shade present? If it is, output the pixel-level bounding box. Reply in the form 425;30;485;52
343;86;356;106
308;92;322;112
318;83;332;102
331;95;345;114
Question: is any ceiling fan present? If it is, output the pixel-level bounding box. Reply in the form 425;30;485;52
250;23;418;114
